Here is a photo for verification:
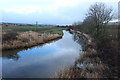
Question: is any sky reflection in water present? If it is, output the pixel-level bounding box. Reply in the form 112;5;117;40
2;30;82;78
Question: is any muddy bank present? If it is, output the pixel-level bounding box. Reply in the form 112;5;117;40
55;29;109;78
2;31;62;50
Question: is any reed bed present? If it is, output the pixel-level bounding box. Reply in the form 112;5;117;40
2;31;62;50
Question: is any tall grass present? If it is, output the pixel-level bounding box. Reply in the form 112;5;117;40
54;30;109;78
2;30;62;50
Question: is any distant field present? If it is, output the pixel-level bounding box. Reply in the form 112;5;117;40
2;26;66;35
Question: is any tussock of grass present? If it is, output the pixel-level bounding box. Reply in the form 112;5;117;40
2;31;18;42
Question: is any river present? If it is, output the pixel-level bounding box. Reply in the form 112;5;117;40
2;30;82;78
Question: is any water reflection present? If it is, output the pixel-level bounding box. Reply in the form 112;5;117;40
2;50;21;60
2;30;82;78
2;38;61;60
73;33;87;47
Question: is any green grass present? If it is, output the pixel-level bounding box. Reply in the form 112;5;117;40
2;25;65;35
39;28;65;34
2;25;54;29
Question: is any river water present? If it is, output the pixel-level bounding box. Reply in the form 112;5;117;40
2;30;82;78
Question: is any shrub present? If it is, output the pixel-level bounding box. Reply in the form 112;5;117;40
2;31;18;42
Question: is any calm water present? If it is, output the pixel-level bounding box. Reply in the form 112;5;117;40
2;30;82;78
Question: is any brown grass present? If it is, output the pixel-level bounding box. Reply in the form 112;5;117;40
54;66;83;78
2;31;62;50
54;30;109;78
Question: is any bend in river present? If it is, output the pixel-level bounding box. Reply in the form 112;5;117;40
2;30;82;78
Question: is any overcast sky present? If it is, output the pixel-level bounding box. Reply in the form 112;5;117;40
1;0;119;25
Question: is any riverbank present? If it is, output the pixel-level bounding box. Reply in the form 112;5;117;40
2;30;62;50
2;25;65;50
55;29;109;78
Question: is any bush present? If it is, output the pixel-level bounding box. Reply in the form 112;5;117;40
2;31;18;42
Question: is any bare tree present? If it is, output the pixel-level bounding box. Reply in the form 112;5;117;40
83;2;113;38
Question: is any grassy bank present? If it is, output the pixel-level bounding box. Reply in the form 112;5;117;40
55;29;109;78
2;25;65;50
55;24;119;78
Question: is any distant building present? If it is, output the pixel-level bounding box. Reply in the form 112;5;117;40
108;19;119;25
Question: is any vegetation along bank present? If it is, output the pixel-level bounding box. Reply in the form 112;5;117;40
55;2;119;78
2;25;65;50
55;29;109;78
